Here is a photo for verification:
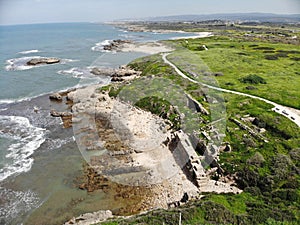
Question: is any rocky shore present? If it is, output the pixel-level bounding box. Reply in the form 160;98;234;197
91;65;142;82
101;39;173;54
102;39;132;51
60;81;241;224
55;39;241;224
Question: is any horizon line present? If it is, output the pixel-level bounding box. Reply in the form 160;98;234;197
1;12;299;26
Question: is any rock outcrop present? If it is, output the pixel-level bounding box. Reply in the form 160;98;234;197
64;210;113;225
26;57;60;66
91;66;141;82
49;93;63;101
50;110;72;128
103;39;132;51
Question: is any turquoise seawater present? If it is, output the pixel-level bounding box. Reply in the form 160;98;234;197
0;22;198;224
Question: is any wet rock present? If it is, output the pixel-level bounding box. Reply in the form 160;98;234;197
26;57;60;66
102;39;132;51
50;109;61;117
50;110;73;128
49;93;63;101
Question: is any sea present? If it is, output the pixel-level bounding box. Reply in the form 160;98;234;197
0;22;198;225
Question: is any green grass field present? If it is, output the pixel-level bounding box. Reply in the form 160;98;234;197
167;36;300;109
98;33;300;224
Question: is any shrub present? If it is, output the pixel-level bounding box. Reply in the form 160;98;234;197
239;74;267;84
134;96;181;130
265;55;279;60
247;152;265;167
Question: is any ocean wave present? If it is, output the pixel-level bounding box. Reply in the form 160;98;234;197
5;56;42;71
118;33;141;40
43;136;74;151
0;115;46;182
91;39;112;52
57;67;94;78
0;85;88;106
61;58;80;64
0;187;40;223
5;56;78;71
0;93;52;105
18;49;40;55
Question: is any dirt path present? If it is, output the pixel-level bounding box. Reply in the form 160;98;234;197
162;53;300;127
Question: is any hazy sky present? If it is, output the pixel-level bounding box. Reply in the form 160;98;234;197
0;0;299;25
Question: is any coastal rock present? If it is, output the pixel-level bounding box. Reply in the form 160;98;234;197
50;110;61;117
49;93;63;101
26;57;60;66
103;39;132;51
111;77;124;82
90;67;115;76
90;66;141;82
64;210;113;225
50;110;73;128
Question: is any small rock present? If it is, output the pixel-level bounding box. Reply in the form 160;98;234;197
50;110;61;117
49;93;63;101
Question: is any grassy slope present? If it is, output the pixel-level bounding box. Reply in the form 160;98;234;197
169;36;300;109
98;36;299;225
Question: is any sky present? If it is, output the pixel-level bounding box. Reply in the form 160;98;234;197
0;0;299;25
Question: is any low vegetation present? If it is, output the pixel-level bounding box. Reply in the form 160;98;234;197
167;35;300;109
239;74;267;84
98;27;300;224
135;96;181;130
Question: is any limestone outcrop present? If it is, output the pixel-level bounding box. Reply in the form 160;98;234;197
26;57;60;65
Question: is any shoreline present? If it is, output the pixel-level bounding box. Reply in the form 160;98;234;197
61;34;241;224
0;27;231;225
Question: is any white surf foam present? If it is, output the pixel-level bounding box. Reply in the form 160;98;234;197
0;115;46;181
5;56;77;71
91;39;112;52
0;187;40;223
57;67;93;78
0;92;53;105
5;56;42;71
60;58;79;64
18;49;40;55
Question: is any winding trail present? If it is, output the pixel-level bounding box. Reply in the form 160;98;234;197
162;53;300;127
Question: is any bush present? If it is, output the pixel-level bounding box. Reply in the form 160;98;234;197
247;152;265;167
271;154;293;182
239;74;267;84
108;86;122;98
134;96;181;130
265;55;279;60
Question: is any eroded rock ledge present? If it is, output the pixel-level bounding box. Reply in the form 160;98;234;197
26;57;60;66
91;65;141;82
61;84;243;224
102;39;132;51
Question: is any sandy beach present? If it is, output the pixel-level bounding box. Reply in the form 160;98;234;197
120;42;174;54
